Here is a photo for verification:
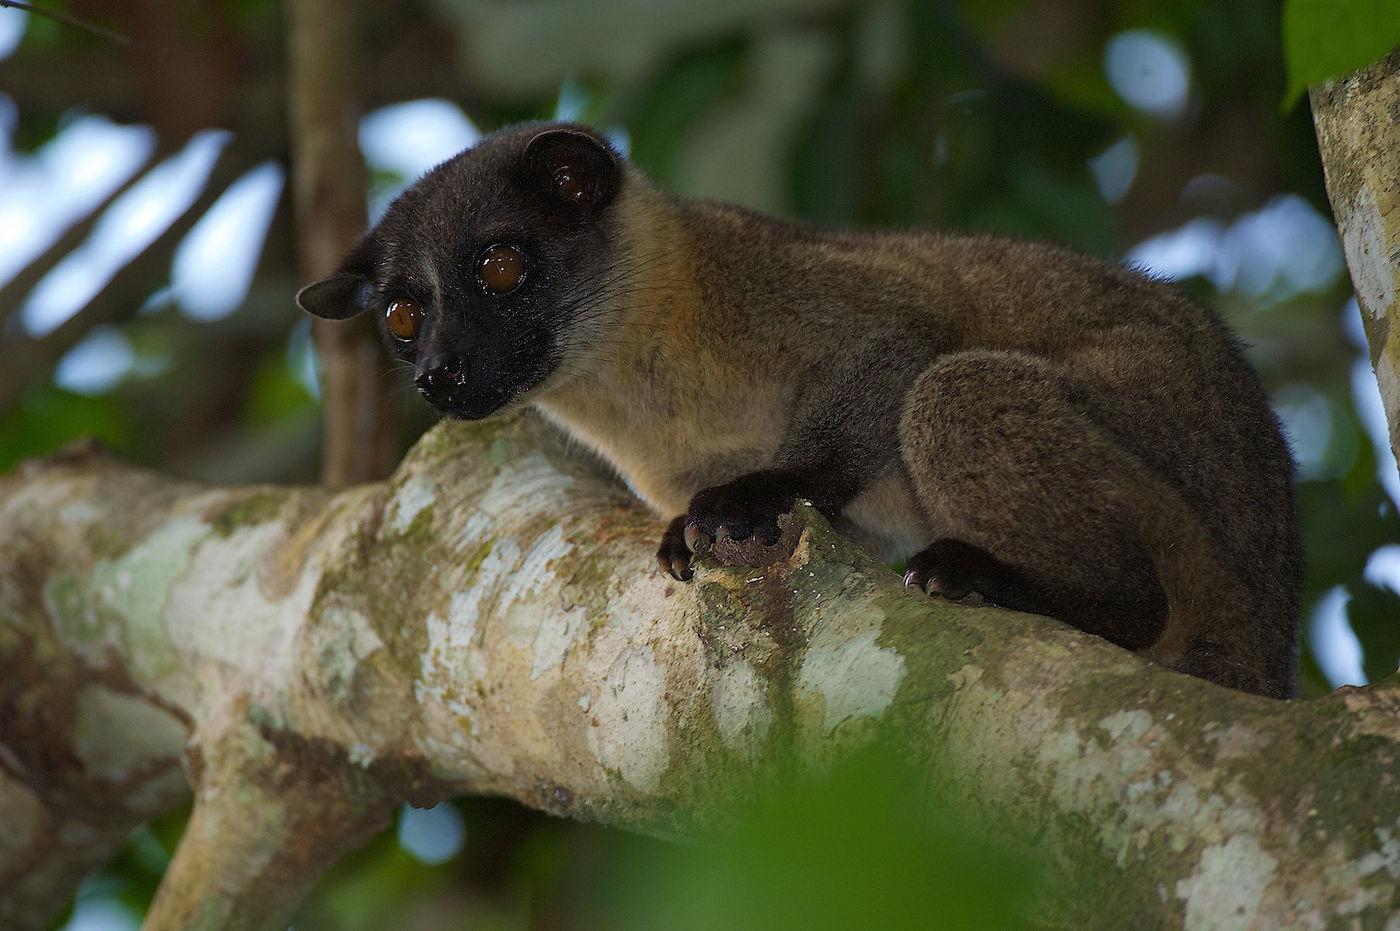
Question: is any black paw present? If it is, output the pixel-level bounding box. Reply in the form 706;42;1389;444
903;539;997;604
656;514;693;581
685;476;794;549
904;538;1073;620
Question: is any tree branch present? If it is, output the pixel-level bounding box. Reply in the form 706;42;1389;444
1;416;1398;930
0;147;160;335
1311;48;1400;472
0;148;249;412
0;1;129;45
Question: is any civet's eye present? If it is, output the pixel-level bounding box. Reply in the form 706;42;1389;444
479;244;526;294
385;299;424;341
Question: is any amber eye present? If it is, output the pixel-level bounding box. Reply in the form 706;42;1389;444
478;244;526;294
385;299;424;341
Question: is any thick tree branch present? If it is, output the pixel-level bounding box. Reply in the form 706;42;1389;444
1311;48;1400;471
1;416;1398;930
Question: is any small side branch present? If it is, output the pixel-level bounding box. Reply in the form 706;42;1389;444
143;719;395;931
0;1;129;45
0;147;248;412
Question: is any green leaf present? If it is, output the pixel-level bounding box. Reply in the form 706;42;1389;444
0;385;135;474
244;349;316;430
1282;0;1400;106
620;38;748;186
588;746;1040;931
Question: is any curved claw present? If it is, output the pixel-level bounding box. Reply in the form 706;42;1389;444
904;540;985;602
657;550;693;582
683;521;712;553
657;514;696;582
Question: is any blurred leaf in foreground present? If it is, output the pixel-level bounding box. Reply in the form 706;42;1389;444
1282;0;1400;106
589;745;1038;931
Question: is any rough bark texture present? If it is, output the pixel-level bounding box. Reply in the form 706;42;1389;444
2;416;1399;930
1311;47;1400;466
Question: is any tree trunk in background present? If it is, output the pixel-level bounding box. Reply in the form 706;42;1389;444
285;0;397;487
1311;48;1400;472
2;416;1399;931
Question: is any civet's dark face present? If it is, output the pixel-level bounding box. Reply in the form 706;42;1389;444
296;124;623;420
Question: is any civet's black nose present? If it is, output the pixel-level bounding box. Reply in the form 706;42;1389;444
414;352;468;404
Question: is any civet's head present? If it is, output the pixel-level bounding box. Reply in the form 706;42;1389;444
297;123;624;419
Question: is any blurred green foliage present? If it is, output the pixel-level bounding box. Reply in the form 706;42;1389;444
592;748;1035;931
282;748;1034;931
1283;0;1400;104
0;384;136;465
6;0;1400;927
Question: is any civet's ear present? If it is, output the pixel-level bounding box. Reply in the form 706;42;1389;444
521;126;621;211
295;237;380;319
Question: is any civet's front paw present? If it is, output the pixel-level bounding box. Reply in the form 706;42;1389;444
655;474;802;581
683;476;794;550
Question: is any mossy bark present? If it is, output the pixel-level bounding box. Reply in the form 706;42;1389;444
2;416;1399;930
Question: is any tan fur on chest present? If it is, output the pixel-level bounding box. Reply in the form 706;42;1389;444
535;193;788;515
537;370;783;515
